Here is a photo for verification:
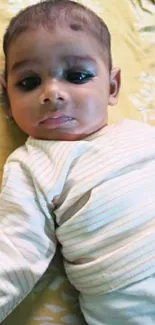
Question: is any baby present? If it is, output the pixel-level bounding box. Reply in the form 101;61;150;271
1;0;155;324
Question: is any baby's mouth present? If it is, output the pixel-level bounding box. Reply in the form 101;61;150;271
40;114;74;129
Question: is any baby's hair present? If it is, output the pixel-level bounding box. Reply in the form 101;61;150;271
3;0;112;81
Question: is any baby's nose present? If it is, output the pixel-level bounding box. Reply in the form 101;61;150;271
39;80;69;106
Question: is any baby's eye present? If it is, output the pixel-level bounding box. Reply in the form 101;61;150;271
65;71;94;84
16;76;41;91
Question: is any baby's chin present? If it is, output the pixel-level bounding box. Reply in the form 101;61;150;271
28;129;87;141
25;122;108;141
31;132;90;141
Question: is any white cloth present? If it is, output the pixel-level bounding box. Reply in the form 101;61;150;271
1;119;155;323
80;275;155;325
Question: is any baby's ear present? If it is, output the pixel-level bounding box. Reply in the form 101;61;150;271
108;68;121;106
0;75;12;117
0;75;6;89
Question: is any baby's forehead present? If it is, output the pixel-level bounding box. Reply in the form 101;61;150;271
8;26;101;70
4;1;112;72
10;24;100;51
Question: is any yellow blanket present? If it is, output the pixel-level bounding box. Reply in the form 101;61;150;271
0;0;154;324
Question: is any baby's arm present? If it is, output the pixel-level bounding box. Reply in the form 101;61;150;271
0;158;56;322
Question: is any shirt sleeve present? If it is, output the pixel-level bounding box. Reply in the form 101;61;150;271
0;158;56;322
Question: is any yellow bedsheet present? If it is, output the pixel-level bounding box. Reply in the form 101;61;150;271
0;0;155;324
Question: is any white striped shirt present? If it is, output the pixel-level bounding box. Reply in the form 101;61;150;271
1;119;155;321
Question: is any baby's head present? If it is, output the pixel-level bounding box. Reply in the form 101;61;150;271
1;0;120;141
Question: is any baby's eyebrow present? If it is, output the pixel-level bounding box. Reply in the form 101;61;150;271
11;58;41;72
62;55;97;65
10;55;96;73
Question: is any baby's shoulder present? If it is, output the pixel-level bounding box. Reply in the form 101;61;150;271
114;119;155;137
6;143;28;164
117;118;153;130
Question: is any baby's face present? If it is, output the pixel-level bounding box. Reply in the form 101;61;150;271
6;27;120;140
